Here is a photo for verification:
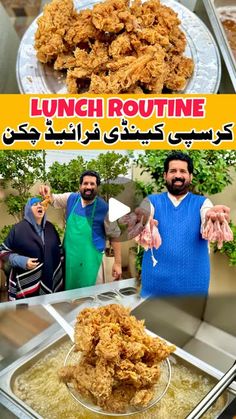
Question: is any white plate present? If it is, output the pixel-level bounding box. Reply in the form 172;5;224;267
16;0;221;94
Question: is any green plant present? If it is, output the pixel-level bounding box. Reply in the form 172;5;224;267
47;156;87;193
87;151;130;201
47;151;130;201
0;150;45;221
212;222;236;266
0;225;12;244
130;245;144;277
54;224;65;242
134;180;156;203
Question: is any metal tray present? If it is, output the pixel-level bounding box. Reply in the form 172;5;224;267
202;0;236;91
0;328;233;418
16;0;221;94
214;1;236;63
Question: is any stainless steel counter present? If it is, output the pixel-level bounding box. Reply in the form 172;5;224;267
0;279;140;368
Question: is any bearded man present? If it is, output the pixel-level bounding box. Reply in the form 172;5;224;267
140;152;230;297
40;170;121;290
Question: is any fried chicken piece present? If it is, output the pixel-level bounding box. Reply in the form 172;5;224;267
168;26;187;55
130;0;162;26
155;3;180;30
126;84;144;93
89;48;166;93
102;384;137;412
54;52;77;70
165;55;194;91
35;0;78;63
64;9;100;47
138;27;170;46
115;360;161;388
65;40;110;92
40;195;52;210
131;388;155;407
74;40;109;71
109;33;133;58
59;357;115;403
96;323;123;360
92;0;129;32
59;304;175;413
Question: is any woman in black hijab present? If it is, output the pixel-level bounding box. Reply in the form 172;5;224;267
0;197;64;300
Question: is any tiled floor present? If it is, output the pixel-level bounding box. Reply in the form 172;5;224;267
1;0;41;38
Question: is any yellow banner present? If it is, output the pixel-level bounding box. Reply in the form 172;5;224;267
0;94;235;150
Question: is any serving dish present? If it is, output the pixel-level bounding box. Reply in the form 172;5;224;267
16;0;221;94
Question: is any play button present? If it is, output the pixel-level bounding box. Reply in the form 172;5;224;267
103;176;151;242
108;198;131;222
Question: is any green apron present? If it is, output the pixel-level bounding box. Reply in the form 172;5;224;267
63;197;103;290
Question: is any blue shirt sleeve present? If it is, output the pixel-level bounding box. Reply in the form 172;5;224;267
8;253;28;269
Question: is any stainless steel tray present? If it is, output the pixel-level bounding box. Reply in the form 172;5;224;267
214;1;236;63
16;0;221;94
0;327;233;418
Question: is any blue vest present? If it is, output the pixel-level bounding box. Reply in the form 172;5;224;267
66;193;107;252
141;192;210;297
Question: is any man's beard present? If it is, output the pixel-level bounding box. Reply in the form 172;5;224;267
80;189;97;201
166;178;191;196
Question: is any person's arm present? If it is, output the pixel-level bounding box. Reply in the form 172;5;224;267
8;254;28;269
200;198;214;232
135;197;154;223
104;217;122;280
8;254;40;270
39;185;70;209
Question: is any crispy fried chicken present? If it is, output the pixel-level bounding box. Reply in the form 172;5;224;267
58;304;175;413
35;0;194;93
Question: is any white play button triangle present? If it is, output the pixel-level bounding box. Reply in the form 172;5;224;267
108;198;131;222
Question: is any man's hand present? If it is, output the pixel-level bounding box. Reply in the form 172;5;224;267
112;262;122;280
134;207;150;225
39;185;51;199
26;258;40;270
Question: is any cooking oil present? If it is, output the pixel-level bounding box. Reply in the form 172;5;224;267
13;340;227;419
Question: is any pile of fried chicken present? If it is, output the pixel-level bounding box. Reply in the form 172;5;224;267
58;304;175;413
34;0;194;94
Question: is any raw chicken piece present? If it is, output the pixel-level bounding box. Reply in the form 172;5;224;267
202;210;233;249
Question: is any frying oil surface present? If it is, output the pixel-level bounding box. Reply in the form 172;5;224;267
13;340;226;419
